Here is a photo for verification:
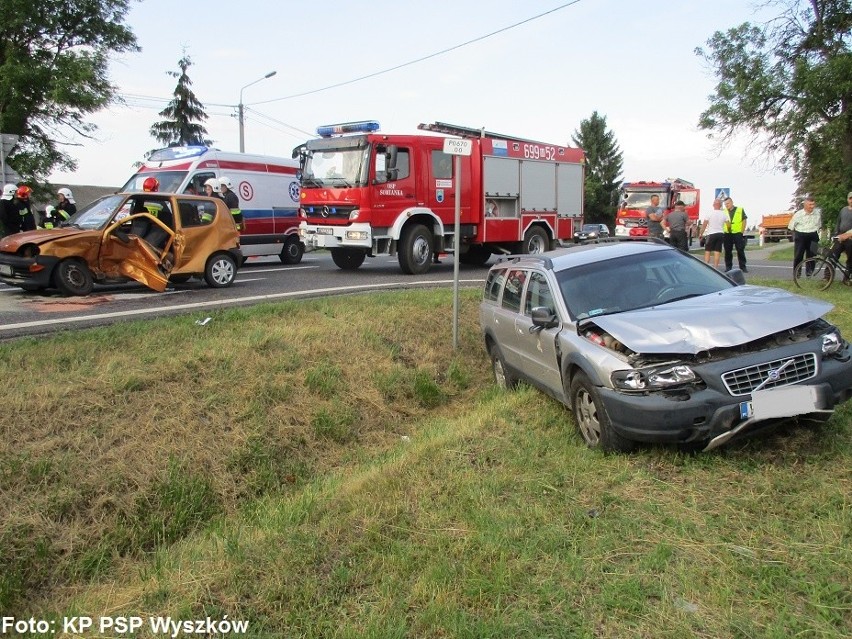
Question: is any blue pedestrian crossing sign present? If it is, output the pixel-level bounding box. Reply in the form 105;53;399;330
714;188;731;201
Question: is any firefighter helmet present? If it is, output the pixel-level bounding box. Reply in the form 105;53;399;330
57;187;75;203
142;177;160;192
204;178;220;191
16;185;32;199
1;184;16;200
45;205;56;215
218;177;233;190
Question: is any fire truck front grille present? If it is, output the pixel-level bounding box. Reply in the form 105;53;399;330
721;353;818;396
304;205;355;220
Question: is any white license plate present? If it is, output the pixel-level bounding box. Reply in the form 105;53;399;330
316;227;333;235
0;264;12;276
739;385;819;420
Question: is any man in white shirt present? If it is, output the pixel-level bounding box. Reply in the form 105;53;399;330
788;194;822;276
698;199;727;268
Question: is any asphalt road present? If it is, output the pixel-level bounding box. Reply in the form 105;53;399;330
0;243;794;341
0;251;491;340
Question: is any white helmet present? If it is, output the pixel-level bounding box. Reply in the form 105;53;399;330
45;205;56;215
1;183;16;200
204;178;220;192
218;177;233;190
57;187;75;203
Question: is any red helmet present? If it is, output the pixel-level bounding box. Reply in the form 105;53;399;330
142;177;160;192
16;185;32;199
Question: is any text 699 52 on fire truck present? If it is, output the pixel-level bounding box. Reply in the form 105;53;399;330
295;121;586;274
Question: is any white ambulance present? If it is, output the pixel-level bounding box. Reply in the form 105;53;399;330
120;146;303;263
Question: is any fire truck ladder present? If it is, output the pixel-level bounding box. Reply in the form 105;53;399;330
418;121;539;144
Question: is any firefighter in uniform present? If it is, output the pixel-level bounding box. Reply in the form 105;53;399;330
0;183;17;236
722;197;748;272
56;187;77;221
12;186;37;232
218;177;242;230
203;177;220;198
41;205;58;229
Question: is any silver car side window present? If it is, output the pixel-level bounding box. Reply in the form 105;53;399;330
502;269;526;313
524;271;555;316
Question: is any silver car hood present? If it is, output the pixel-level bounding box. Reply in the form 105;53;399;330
589;286;834;354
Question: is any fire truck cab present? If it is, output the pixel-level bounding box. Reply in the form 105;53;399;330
121;146;303;263
296;121;585;274
615;179;700;239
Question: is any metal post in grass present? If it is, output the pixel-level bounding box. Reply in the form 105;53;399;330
443;137;472;349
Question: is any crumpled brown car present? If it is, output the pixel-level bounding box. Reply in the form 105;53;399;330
0;192;242;295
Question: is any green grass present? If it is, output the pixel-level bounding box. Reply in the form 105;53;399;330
1;285;850;638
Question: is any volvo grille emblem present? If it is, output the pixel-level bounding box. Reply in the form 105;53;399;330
322;205;330;218
767;368;781;381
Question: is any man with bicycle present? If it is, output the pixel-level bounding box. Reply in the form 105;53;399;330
828;191;852;273
788;194;822;276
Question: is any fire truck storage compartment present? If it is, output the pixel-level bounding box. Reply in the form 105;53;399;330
484;156;583;216
521;161;556;211
557;163;583;217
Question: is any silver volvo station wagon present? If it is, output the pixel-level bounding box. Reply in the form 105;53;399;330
479;240;852;452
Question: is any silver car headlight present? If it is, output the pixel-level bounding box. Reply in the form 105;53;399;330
612;365;697;391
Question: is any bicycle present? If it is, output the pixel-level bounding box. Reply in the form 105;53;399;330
793;237;852;292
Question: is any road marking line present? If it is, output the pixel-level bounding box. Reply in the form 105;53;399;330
0;279;486;331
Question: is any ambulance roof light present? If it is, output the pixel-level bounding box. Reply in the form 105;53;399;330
316;121;380;138
147;145;209;162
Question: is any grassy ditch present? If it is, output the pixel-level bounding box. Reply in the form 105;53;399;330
1;285;851;638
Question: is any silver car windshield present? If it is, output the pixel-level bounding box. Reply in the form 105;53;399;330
557;250;736;319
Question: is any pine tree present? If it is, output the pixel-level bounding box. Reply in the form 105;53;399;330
149;55;211;147
571;112;623;226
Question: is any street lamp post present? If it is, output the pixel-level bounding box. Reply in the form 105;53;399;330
238;70;277;152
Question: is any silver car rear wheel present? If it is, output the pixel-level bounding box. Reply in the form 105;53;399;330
489;344;517;390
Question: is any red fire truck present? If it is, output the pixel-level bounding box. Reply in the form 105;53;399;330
296;121;585;274
614;178;700;238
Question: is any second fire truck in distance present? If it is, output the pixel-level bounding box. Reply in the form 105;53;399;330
615;178;700;239
295;121;585;274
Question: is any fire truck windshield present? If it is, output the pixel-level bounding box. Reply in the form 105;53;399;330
303;147;368;188
119;171;187;193
622;191;664;210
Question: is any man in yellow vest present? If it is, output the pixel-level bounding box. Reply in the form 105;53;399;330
722;197;748;272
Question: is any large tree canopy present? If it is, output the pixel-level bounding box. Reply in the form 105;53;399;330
696;0;852;218
0;0;138;186
149;55;211;148
571;111;623;225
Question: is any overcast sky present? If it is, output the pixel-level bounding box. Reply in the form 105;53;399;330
49;0;799;216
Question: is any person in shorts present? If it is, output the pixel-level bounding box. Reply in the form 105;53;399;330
698;198;726;268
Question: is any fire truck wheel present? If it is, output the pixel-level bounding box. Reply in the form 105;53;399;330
398;223;434;275
331;248;366;270
54;259;94;296
204;252;237;288
523;226;550;254
280;236;304;264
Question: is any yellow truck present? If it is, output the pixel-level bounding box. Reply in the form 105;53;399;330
760;212;793;242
